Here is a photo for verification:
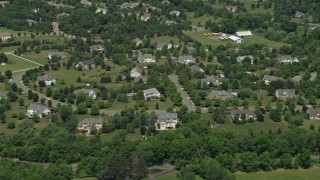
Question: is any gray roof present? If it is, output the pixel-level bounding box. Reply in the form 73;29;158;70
290;75;302;82
49;51;65;57
75;88;96;95
210;90;233;99
131;67;142;74
133;38;142;43
37;75;55;81
28;104;50;114
276;89;296;98
79;60;95;66
236;55;254;62
143;88;160;94
135;75;148;83
230;109;256;117
138;54;156;61
202;75;219;83
263;75;282;81
0;91;8;98
178;55;196;63
278;55;295;61
158;113;178;121
189;65;204;73
90;44;104;50
307;107;320;117
78;117;104;126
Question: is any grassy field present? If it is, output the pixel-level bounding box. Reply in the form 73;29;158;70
236;167;320;180
22;50;53;65
153;171;203;180
184;31;288;48
0;46;19;53
0;54;39;73
151;36;180;44
100;128;143;143
0;27;31;35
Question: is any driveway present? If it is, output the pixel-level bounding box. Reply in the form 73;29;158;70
168;74;196;112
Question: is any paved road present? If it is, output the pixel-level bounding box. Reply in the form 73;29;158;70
168;74;196;112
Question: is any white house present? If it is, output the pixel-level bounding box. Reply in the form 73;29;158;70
90;44;105;52
201;75;221;86
177;55;196;64
37;75;56;86
138;54;156;63
130;67;142;78
278;55;299;63
228;35;242;43
263;75;283;85
236;55;255;64
230;109;257;121
75;60;96;70
74;88;97;99
141;15;150;21
143;88;161;100
169;10;180;16
77;117;104;134
95;8;107;14
0;91;8;100
275;89;296;99
236;31;253;38
226;5;238;12
26;104;51;118
48;52;65;60
156;113;179;130
0;32;11;42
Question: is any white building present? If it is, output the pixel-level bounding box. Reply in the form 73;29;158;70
169;10;180;16
156;113;179;130
74;88;97;99
48;52;65;60
0;32;11;42
143;88;161;100
228;35;242;43
26;104;51;118
141;15;150;21
95;8;107;14
236;31;253;38
130;67;142;78
37;75;56;86
77;117;104;134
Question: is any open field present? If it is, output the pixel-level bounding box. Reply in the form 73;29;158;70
0;27;31;35
0;54;39;73
236;167;320;180
100;128;143;143
152;170;203;180
184;31;288;48
22;50;65;65
0;46;19;53
151;36;180;44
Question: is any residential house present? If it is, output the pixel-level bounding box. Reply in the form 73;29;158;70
0;32;11;42
187;46;196;54
74;88;97;99
208;90;233;100
294;11;305;18
81;0;92;6
275;89;296;99
48;2;74;9
37;75;56;86
278;55;299;63
236;31;253;38
226;6;238;12
236;55;255;64
169;10;180;16
141;15;150;21
90;44;105;52
32;8;40;13
178;55;196;64
143;88;161;100
265;67;277;75
48;52;65;60
0;1;9;8
157;43;173;50
290;75;302;82
135;76;148;83
57;13;70;18
0;91;8;100
201;76;221;86
138;54;156;63
156;113;179;130
26;104;51;118
189;65;204;74
95;8;107;14
130;67;142;78
26;19;37;26
120;2;139;9
133;38;142;47
263;75;283;85
228;36;243;43
75;60;96;70
230;109;257;121
307;107;320;120
77;117;104;133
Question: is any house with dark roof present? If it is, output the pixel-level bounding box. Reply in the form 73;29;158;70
156;113;179;130
77;117;104;134
201;76;221;86
208;90;233;100
138;54;156;63
74;88;97;99
0;91;8;100
26;104;51;118
37;75;56;86
177;55;196;64
263;75;283;85
275;89;296;99
230;109;257;121
75;60;95;70
307;107;320;120
48;52;65;60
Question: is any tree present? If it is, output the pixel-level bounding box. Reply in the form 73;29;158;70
59;105;73;122
18;98;25;106
130;155;148;180
137;90;144;101
179;167;196;180
297;150;311;169
90;103;100;115
44;162;73;180
32;93;39;102
270;109;281;122
5;70;12;79
0;53;8;63
77;102;88;114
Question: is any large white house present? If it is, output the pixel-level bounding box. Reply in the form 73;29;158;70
130;67;142;78
230;109;257;121
0;32;11;42
37;75;56;86
77;117;104;134
74;88;97;99
156;113;179;130
48;52;65;60
26;104;51;118
143;88;161;100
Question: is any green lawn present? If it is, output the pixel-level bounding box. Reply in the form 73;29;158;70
184;31;288;48
153;170;203;180
100;128;143;143
0;27;31;35
236;167;320;180
0;46;19;53
0;54;39;73
151;36;180;44
22;50;53;65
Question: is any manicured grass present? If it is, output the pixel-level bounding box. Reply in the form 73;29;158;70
109;100;172;111
100;128;143;143
0;27;31;35
189;15;221;26
302;120;320;131
184;31;288;48
0;46;19;53
236;167;320;180
153;170;203;180
151;36;180;44
22;50;53;65
0;54;39;73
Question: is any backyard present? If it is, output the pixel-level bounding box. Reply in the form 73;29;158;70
0;54;39;73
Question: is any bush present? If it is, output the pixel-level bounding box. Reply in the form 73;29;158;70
11;113;17;118
7;122;15;129
18;112;25;120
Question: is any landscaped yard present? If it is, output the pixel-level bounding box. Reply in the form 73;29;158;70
0;54;39;73
23;50;55;65
236;167;320;180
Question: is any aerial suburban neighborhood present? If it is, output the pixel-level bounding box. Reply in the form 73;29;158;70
0;0;319;179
